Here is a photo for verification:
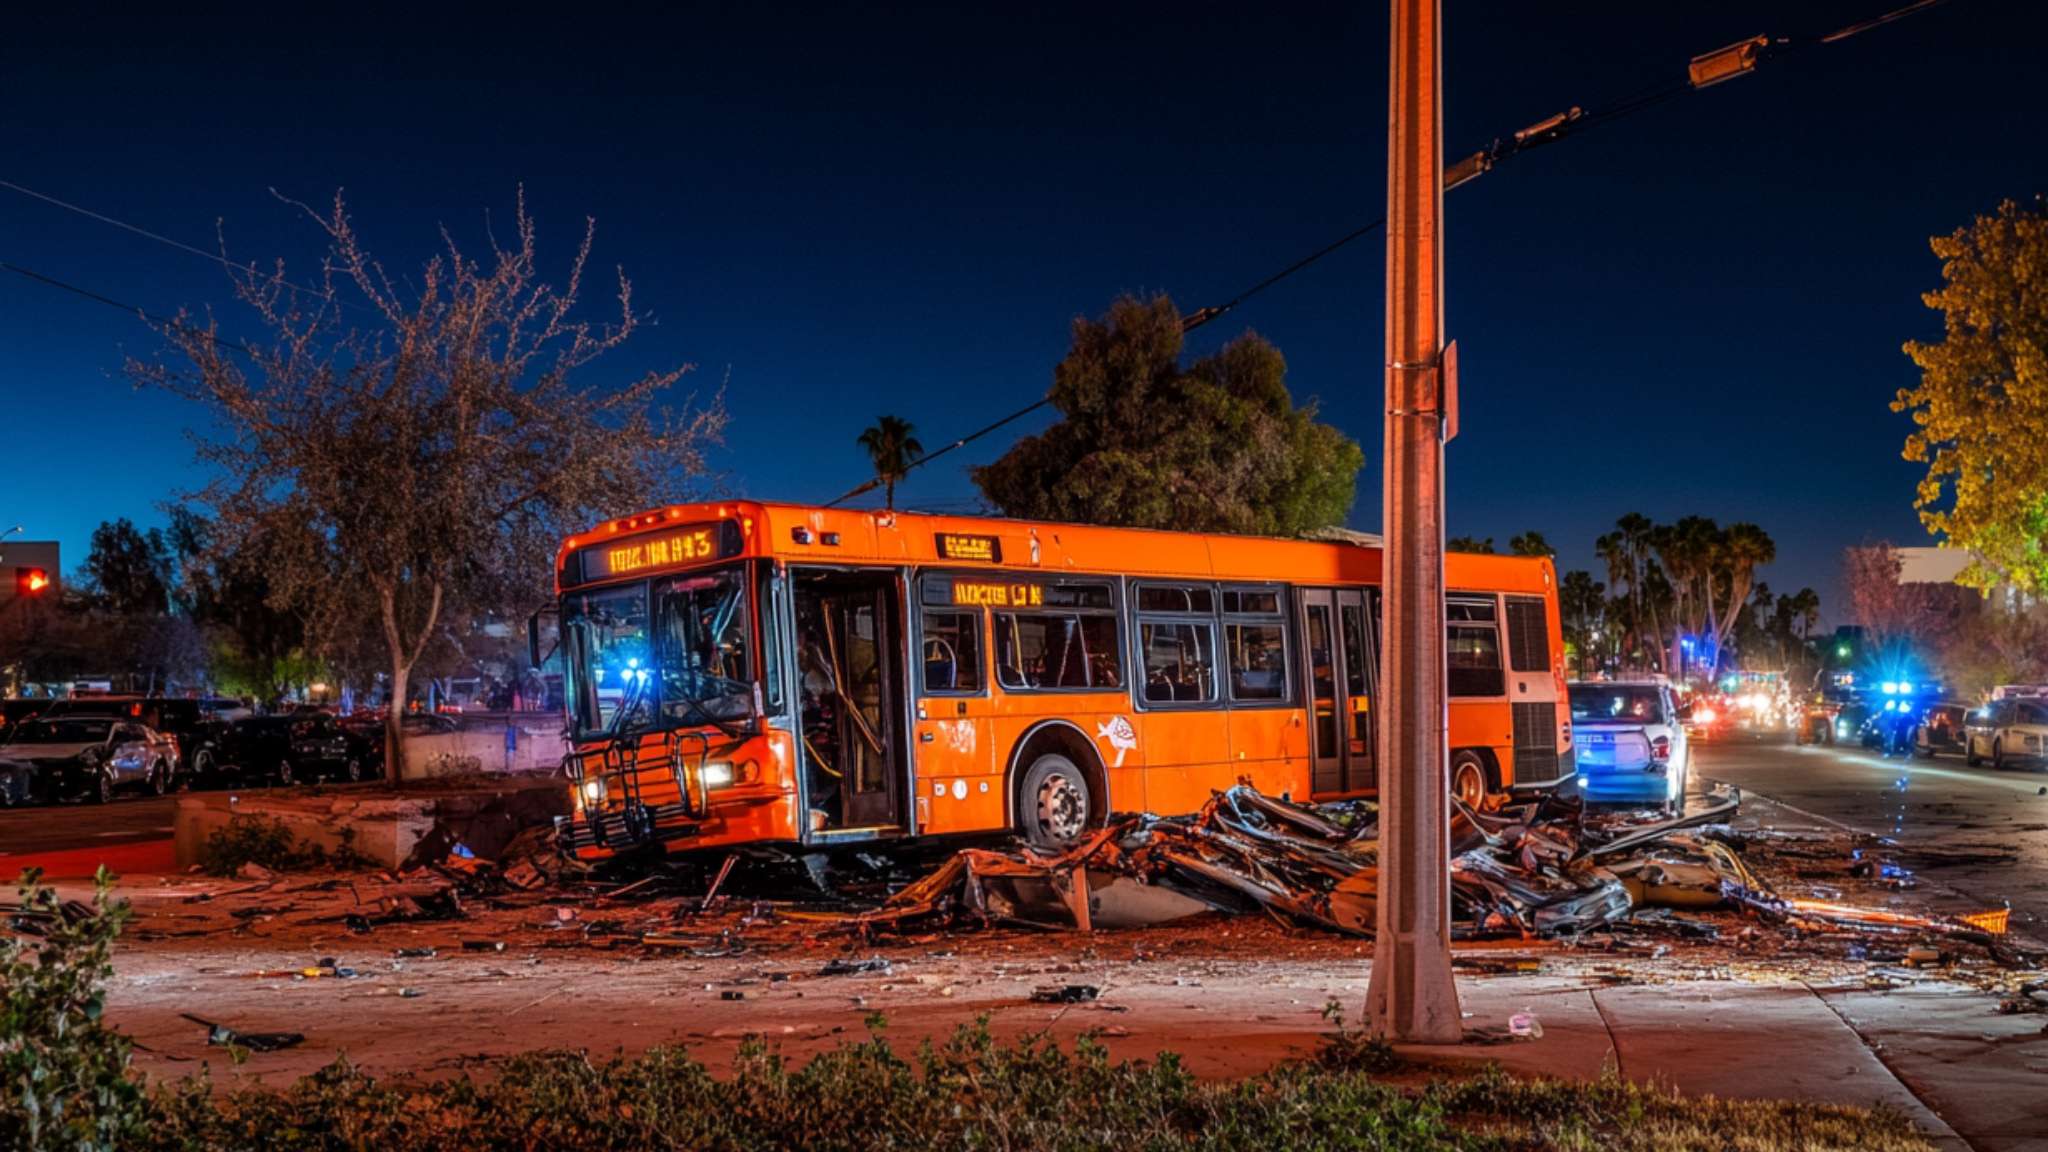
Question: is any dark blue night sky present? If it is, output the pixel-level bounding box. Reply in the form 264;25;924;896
2;2;2038;611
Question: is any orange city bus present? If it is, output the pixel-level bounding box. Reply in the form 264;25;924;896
541;501;1572;861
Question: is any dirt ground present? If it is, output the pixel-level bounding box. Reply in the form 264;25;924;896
75;805;2041;1090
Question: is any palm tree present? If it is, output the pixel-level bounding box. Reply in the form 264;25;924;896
857;415;923;511
1708;522;1777;674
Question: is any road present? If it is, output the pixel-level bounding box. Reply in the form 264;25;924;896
1697;727;2048;941
0;792;180;855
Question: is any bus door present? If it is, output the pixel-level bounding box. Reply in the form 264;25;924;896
793;568;908;834
1301;587;1376;795
910;575;1000;835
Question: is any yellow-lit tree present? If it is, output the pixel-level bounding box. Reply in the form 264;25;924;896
1896;199;2048;593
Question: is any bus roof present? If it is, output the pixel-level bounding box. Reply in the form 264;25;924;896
558;501;1554;595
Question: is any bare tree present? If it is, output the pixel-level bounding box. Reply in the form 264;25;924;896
133;190;724;777
1841;543;1962;661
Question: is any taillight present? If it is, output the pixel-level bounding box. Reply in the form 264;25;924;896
1650;735;1671;762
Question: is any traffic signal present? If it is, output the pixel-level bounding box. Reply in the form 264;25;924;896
14;567;48;596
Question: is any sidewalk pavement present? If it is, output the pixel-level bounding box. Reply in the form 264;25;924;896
1402;975;2015;1151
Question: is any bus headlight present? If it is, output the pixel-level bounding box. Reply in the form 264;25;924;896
701;761;734;788
581;778;607;807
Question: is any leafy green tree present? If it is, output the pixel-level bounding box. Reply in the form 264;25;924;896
857;415;923;511
1507;531;1552;558
168;511;308;701
1896;199;2048;593
80;518;172;616
1445;536;1495;554
973;295;1362;536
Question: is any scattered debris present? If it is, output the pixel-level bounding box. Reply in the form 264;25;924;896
181;1014;303;1052
1507;1011;1543;1039
1031;984;1101;1004
819;955;892;977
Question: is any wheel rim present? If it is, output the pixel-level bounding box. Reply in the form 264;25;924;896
347;759;361;781
152;766;166;795
99;774;112;803
1451;760;1484;808
280;761;294;785
1035;772;1087;842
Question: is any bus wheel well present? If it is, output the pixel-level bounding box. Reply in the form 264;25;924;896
1007;724;1108;829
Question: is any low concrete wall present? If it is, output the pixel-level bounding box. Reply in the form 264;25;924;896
174;779;572;870
397;717;568;783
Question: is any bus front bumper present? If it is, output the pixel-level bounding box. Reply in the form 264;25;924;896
556;803;704;854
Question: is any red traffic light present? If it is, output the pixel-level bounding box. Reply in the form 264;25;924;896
15;567;49;596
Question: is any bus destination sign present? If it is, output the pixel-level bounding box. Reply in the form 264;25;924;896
951;580;1042;608
935;532;1002;563
571;520;742;586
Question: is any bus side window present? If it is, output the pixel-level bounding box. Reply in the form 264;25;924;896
1139;620;1217;704
995;605;1120;691
1447;597;1504;697
921;610;984;694
1135;582;1219;707
1222;585;1290;703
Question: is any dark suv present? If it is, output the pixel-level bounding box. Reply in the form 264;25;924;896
221;713;379;785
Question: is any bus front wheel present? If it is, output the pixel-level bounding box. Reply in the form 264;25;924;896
1017;753;1091;850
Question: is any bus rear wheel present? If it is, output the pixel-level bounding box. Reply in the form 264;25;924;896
1449;751;1490;810
1018;753;1091;850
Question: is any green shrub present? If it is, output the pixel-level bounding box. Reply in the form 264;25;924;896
1;868;146;1152
197;817;364;877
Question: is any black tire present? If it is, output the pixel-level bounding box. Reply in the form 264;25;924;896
1992;740;2004;771
277;759;296;787
91;770;113;805
1966;738;1982;767
149;760;169;796
1449;750;1490;810
345;758;363;782
192;749;217;788
1016;753;1093;849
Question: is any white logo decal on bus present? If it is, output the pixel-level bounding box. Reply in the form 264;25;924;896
1097;715;1137;768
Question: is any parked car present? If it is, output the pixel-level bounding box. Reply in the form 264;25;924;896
0;715;180;803
1912;702;1973;759
39;696;242;785
1568;680;1690;812
221;713;380;785
1964;698;2048;770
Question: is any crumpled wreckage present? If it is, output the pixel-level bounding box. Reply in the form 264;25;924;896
843;784;2007;944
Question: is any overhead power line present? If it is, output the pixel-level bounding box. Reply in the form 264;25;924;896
829;0;1956;508
0;258;256;358
0;179;339;308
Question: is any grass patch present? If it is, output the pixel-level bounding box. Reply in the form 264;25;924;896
197;816;364;876
6;872;1940;1152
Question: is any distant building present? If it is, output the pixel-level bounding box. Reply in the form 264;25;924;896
0;540;59;605
1894;546;2034;615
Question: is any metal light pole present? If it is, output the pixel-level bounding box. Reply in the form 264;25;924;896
1365;0;1461;1042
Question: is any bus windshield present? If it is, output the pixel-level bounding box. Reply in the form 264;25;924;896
563;564;759;740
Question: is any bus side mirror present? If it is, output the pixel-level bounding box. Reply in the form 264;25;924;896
528;607;559;671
